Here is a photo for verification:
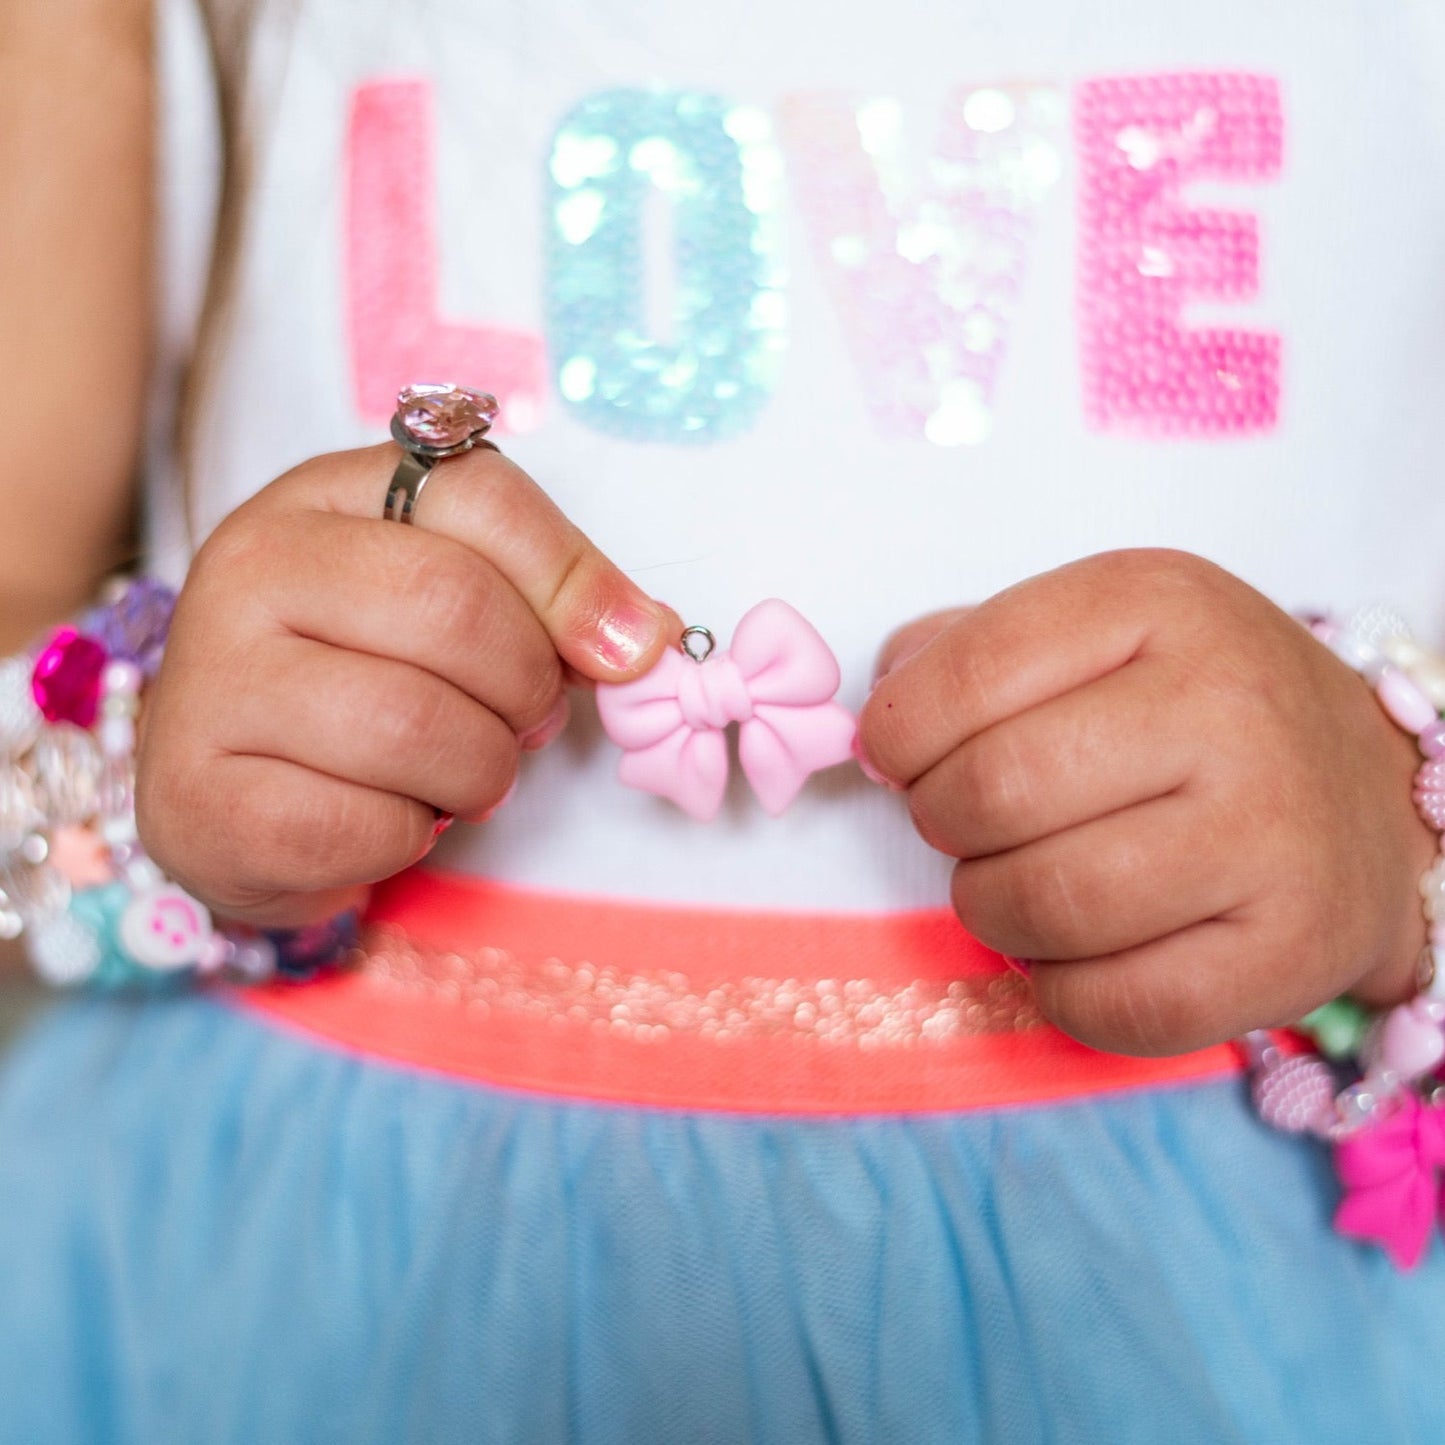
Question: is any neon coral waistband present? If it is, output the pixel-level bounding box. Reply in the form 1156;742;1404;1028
233;868;1246;1114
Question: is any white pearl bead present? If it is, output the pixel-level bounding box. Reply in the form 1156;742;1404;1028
1384;635;1427;670
1424;946;1445;999
1409;655;1445;710
102;660;143;697
99;716;134;758
1329;631;1381;672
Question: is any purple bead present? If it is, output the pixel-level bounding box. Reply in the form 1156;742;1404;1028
1421;720;1445;759
91;579;176;679
265;910;360;980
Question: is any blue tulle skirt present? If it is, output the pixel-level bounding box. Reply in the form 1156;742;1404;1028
1;992;1443;1443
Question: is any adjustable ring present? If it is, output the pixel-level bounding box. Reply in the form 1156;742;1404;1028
383;383;500;524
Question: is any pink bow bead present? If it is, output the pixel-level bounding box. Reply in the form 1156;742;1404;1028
1334;1093;1445;1270
596;599;857;822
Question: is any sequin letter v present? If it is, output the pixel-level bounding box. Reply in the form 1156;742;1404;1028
346;79;547;430
778;87;1064;448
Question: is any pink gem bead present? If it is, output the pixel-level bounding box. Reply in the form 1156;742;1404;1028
396;384;499;448
1376;666;1439;736
1252;1054;1338;1136
1380;1000;1445;1081
1420;720;1445;759
31;628;108;728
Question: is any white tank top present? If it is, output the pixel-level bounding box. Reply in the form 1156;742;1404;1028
149;0;1445;916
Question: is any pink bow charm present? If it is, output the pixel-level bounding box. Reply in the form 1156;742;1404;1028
1334;1093;1445;1270
596;599;858;822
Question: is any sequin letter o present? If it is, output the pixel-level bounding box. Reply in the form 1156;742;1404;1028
546;90;788;444
1076;73;1284;436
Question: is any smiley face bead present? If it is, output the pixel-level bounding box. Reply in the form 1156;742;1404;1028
119;884;214;971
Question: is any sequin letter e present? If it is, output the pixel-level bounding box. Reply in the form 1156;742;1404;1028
346;79;547;431
1076;74;1283;436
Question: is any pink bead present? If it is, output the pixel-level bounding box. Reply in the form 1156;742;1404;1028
1417;760;1445;793
30;628;108;728
1377;667;1439;735
1379;1001;1445;1082
1252;1054;1337;1136
1414;791;1445;831
1420;720;1445;758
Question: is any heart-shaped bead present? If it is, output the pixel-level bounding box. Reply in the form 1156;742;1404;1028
1379;1001;1445;1082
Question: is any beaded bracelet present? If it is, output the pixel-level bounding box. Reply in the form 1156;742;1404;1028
1245;606;1445;1269
0;578;354;989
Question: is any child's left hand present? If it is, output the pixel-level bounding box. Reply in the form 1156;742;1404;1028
856;549;1438;1057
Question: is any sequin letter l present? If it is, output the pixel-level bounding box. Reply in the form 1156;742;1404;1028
1076;73;1283;435
346;79;547;432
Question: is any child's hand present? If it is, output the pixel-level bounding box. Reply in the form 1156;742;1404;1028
857;550;1437;1057
136;444;675;928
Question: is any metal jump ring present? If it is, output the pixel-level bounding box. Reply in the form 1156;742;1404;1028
680;626;716;663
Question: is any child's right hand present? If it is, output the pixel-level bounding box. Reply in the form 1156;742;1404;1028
136;443;675;928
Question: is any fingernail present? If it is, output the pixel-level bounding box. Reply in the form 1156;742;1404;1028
852;733;904;792
1004;956;1034;978
596;602;664;672
520;694;570;751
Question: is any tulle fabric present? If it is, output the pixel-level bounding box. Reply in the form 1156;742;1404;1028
1;993;1443;1444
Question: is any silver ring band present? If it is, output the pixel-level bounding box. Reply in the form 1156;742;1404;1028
384;384;500;525
383;447;436;525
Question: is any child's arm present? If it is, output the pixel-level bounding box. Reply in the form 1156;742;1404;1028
0;0;153;972
0;0;154;653
857;550;1435;1055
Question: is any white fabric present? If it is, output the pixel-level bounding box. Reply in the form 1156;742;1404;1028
149;0;1445;910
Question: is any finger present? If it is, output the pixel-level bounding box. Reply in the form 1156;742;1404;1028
1028;917;1294;1057
139;752;436;919
264;444;679;683
947;791;1241;962
218;636;519;819
860;549;1227;788
223;510;564;740
873;607;974;681
909;655;1195;859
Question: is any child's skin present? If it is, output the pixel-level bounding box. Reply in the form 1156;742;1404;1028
7;0;1435;1057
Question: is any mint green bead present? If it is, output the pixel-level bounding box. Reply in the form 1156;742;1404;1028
1299;998;1372;1061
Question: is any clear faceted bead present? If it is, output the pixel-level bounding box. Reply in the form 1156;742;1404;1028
27;910;101;986
1347;603;1413;656
0;656;41;755
1;860;71;923
0;763;41;853
396;384;499;448
31;725;103;826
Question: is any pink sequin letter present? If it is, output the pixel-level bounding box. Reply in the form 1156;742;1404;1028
346;79;546;431
779;89;1064;447
1076;74;1283;435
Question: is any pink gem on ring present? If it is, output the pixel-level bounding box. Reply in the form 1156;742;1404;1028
395;384;499;451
